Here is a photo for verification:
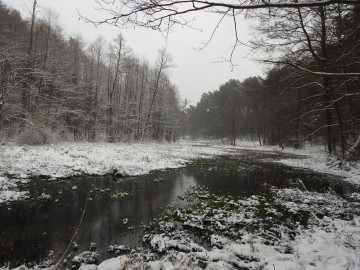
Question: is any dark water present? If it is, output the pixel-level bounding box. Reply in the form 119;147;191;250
0;153;357;267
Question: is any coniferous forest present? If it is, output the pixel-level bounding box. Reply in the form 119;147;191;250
185;4;360;159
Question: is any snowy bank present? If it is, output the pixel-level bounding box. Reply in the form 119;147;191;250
0;176;29;204
0;141;236;204
0;141;239;204
67;187;360;270
1;139;360;204
2;140;359;184
220;139;360;186
0;141;233;180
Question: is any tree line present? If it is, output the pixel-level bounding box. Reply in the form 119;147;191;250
186;3;360;160
0;0;184;144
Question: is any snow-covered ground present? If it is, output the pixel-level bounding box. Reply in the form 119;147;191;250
1;140;359;181
232;140;360;185
25;187;360;270
0;176;29;203
0;140;360;205
1;140;360;270
0;141;232;179
0;141;232;204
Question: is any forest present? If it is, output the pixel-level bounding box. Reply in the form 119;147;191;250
1;0;360;160
1;1;360;270
0;1;184;145
185;3;360;160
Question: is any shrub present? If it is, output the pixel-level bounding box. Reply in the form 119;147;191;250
16;127;56;145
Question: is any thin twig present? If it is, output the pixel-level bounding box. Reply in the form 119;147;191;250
298;180;321;221
55;195;89;270
298;179;308;192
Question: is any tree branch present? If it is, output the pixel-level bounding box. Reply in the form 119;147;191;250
263;59;360;77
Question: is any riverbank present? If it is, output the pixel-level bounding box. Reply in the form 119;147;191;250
1;140;359;204
1;141;360;270
88;186;360;270
1;140;359;180
0;141;233;204
0;142;230;179
232;140;360;186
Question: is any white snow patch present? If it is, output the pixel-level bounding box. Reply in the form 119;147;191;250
2;140;358;185
97;256;129;270
0;190;29;203
234;140;360;185
0;141;234;180
0;176;29;204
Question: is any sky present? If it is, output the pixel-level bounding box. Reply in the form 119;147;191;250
2;0;263;105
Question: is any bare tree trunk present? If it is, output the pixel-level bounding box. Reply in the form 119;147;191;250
334;102;346;158
142;49;172;141
346;135;360;161
21;0;37;131
136;63;147;140
319;6;334;155
33;16;52;119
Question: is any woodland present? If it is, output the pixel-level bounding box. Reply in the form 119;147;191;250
1;0;360;160
1;2;360;269
182;1;360;160
0;0;184;145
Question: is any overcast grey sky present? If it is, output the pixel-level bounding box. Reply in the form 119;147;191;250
3;0;263;105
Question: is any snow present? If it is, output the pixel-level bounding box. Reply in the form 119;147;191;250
0;190;29;203
87;186;360;270
97;256;129;270
0;141;232;180
78;265;97;270
0;176;29;203
1;140;359;185
1;139;360;269
0;141;235;204
232;139;360;185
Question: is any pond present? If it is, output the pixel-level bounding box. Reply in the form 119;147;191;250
0;151;357;268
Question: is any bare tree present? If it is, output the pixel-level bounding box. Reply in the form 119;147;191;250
142;48;173;141
90;0;358;29
20;0;38;131
88;36;106;141
0;1;184;144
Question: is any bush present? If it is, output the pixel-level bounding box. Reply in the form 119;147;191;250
16;127;56;145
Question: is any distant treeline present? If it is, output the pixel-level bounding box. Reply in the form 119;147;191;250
186;4;360;159
0;1;184;144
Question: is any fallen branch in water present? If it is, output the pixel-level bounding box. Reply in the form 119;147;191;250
55;194;89;270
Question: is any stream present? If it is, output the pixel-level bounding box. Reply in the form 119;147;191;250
0;150;357;268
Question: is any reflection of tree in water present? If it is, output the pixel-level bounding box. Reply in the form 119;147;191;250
0;171;198;266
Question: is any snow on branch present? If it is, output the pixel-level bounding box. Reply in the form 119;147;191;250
263;60;360;77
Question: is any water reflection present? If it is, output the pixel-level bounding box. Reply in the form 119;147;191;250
0;170;198;266
0;155;355;267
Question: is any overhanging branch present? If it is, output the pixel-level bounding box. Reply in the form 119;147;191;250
88;0;360;29
263;60;360;77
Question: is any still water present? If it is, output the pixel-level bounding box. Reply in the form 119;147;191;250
0;152;356;267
